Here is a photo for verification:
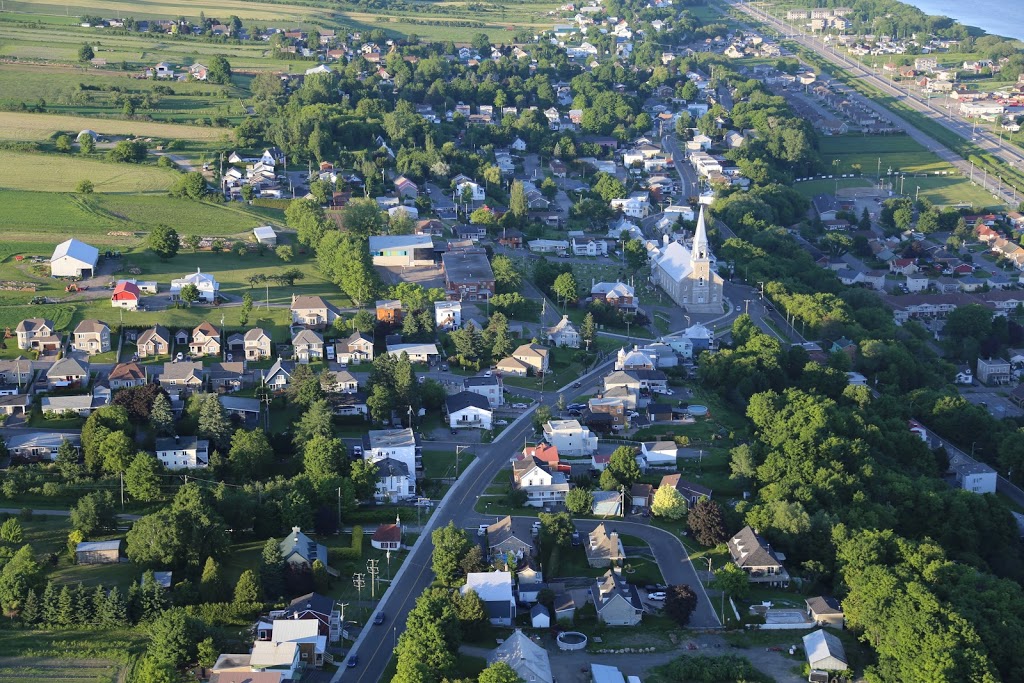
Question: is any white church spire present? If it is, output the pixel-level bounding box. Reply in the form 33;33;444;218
692;207;709;262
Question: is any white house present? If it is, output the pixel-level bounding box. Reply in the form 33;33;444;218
546;315;580;348
803;629;848;674
374;457;414;501
386;343;440;363
542;419;599;455
364;428;417;477
949;455;997;494
435;301;462;329
456;180;486;202
155;436;210;469
463;572;516;625
170;268;220;302
50;239;99;278
514;457;570;507
610;194;651;218
640;441;677;467
464;375;504;407
446;391;493;430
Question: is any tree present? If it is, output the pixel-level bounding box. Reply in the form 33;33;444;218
75;179;94;194
592;172;627;202
55;439;83;481
893;205;913;230
170;172;208;200
470;207;497;225
175;282;200;306
259;538;285;600
275;245;294;262
97;431;134;474
107;139;147;163
0;518;23;544
78;43;94;62
207;55;232;84
197;394;232;450
227;428;273;479
303;435;346;484
0;545;43;611
607;446;641;486
712;562;750;601
286;198;331;249
340;197;385;238
350;459;378;500
312;558;329;593
509;180;528;219
491;255;521;293
664;584;698;627
70;491;116;536
199;556;226;603
241;184;256;202
79;135;95;155
184;234;201;253
599;468;620;491
147;608;197;667
539;512;575;548
565;487;594;515
624;238;647;271
293;398;333;447
688;498;726;546
533;405;552;431
150;394;174;437
478;662;523;683
125;484;228;570
148;224;179;260
125;452;162;502
580;312;596;349
133;658;177;683
431;522;469;586
197;637;219;669
551;271;578;308
651;484;687;520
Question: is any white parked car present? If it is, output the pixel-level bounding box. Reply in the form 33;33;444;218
511;402;528;409
495;419;509;426
648;592;666;601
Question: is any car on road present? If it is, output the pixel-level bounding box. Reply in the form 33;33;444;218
226;353;233;362
347;655;359;668
648;592;666;601
451;428;457;435
374;612;386;625
511;402;528;409
441;364;449;371
572;381;582;388
495;419;509;426
568;403;586;410
478;524;489;536
628;411;640;418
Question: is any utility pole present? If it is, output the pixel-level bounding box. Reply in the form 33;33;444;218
120;472;124;509
337;486;342;532
367;559;380;599
353;573;366;618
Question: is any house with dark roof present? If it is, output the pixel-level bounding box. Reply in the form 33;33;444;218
585;523;625;567
137;325;170;357
279;527;331;573
806;596;844;629
658;473;712;508
265;592;342;642
592;569;643;626
486;516;535;563
336;331;374;364
728;525;789;586
445;390;493;430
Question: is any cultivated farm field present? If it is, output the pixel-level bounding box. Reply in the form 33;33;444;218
0;151;174;192
0;657;121;683
0;110;230;141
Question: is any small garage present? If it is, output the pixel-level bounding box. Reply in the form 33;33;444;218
75;539;124;564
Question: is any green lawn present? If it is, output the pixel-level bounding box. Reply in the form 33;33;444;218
0;150;175;193
792;177;872;199
421;448;476;481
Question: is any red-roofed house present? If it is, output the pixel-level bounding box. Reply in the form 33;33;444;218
111;281;141;310
976;225;1000;243
371;520;402;550
889;258;918;275
591;453;610;471
523;443;559;466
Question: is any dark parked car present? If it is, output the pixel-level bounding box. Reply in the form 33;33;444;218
374;612;386;625
347;655;359;668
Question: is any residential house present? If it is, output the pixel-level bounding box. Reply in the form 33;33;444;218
155;436;210;469
41;393;107;417
190;322;221;357
546;316;580;348
249;642;300;680
220;396;261;422
111;281;141;310
7;432;79;462
441;250;495;301
728;525;789;586
803;629;848;674
376;299;403;324
543;419;599;456
616;346;657;371
462;572;516;626
950;454;997;494
585;523;625;567
364;428;418;477
488;630;552;683
279;527;330;572
262;359;294;391
572;236;608;256
292;329;325;363
264;620;326;669
15;318;59;352
588;397;628;429
245;328;273;360
336;332;373;364
806;596;844;629
369;234;435;267
170;269;220;302
446;391;493;430
977;357;1011;385
374;457;414;501
464;375;504;407
0;357;32;386
592;569;643;625
322;369;358;394
630;483;653;511
386;343;439;363
513;343;549;373
290;295;341;329
640;442;678;468
158;362;204;393
591;281;636;310
137;326;170;357
72;320;110;355
496;356;531;376
75;540;123;564
394;175;418;199
512;456;570;507
46;357;89;389
50;238;99;278
371;521;402;551
435;301;462;329
207;362;250;393
659;474;712;508
486;516;535;562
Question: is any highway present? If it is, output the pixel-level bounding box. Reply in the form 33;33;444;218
726;0;1023;206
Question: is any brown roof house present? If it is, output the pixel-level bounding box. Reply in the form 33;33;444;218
512;343;549;373
728;525;789;587
190;322;221;357
592;569;643;626
371;519;402;551
496;356;531;377
72;320;111;355
46;357;89;389
108;362;147;389
244;328;273;360
658;473;712;508
292;329;325;364
806;596;844;629
15;318;60;352
137;325;170;358
584;523;625;568
291;295;341;329
337;332;374;364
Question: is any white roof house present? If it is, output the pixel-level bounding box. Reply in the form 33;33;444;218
170;268;220;302
50;239;99;278
463;572;515;626
488;629;553;683
435;301;462;329
803;629;848;672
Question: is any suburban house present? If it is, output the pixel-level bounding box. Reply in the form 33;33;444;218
445;391;493;430
72;320;111;355
803;629;848;675
373;457;414;501
385;343;439;363
262;620;326;669
111;281;142;310
512;456;570;508
546;316;580;348
464;375;504;407
41;392;108;417
158;362;205;393
249;642;300;680
50;238;99;278
336;332;374;364
364;428;418;477
435;301;462;329
15;318;60;352
949;454;997;494
591;281;636;310
264;592;341;644
155;436;210;469
207;362;250;392
46;357;89;389
7;432;80;462
630;483;653;511
263;359;295;391
292;329;325;363
75;539;123;564
290;295;341;328
496;356;531;376
190;322;221;357
0;357;32;386
369;235;435;267
137;326;170;357
170;268;220;302
592;569;643;626
371;520;402;551
977;357;1011;385
394;175;418;199
585;523;625;567
728;525;789;586
512;343;549;373
487;630;552;683
245;328;273;360
376;299;403;324
462;572;516;626
279;527;330;573
486;516;535;563
543;419;599;456
640;442;678;468
441;250;495;301
659;474;712;508
806;596;844;629
323;369;359;393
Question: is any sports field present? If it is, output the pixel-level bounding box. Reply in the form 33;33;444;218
0;111;230;141
0;151;174;192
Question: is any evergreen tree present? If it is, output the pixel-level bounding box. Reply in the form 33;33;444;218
56;584;75;626
197;394;232;450
510;180;528;219
20;587;39;625
312;559;329;593
126;580;143;624
74;583;94;626
55;439;83;481
150;394;174;437
259;538;285;601
40;582;57;625
139;570;169;620
99;585;127;627
233;569;261;605
580;312;596;349
0;518;23;544
125;452;162;502
199;557;226;603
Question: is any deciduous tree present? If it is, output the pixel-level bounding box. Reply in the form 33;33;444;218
664;584;698;627
431;522;469;586
148;224;180;260
125;452;162;502
688;498;726;546
651;484;687;520
565;487;594;515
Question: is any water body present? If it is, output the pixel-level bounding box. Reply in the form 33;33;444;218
901;0;1024;41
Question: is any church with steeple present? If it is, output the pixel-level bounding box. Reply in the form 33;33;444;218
650;207;724;314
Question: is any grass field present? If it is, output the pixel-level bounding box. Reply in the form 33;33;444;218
0;110;231;141
0;0;328;23
0;150;174;192
792;177;872;199
0;658;121;683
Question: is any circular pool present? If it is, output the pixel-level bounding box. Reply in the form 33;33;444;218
688;405;708;417
557;631;588;651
